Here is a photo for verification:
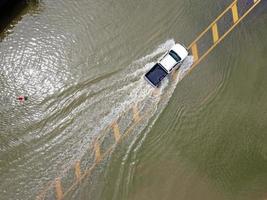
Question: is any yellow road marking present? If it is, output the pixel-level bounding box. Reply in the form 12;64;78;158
36;0;262;199
152;88;161;96
191;43;199;61
132;104;140;122
171;70;177;80
188;0;238;49
231;3;239;23
211;23;219;43
55;178;63;200
94;141;101;163
111;122;121;142
74;161;81;182
187;0;261;74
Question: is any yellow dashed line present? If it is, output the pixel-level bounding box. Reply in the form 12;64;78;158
74;161;81;182
94;141;101;163
231;3;239;23
111;122;121;142
211;23;219;43
55;178;63;200
191;43;199;62
132;104;141;122
36;0;262;199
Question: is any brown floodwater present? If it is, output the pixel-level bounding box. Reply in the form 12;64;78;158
0;0;267;199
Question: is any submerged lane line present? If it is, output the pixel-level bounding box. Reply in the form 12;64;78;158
187;0;261;74
36;0;261;199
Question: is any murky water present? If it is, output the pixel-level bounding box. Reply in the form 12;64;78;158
0;0;267;200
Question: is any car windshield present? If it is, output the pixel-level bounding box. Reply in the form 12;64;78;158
169;50;181;62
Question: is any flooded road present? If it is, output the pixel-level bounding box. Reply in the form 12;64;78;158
0;0;267;199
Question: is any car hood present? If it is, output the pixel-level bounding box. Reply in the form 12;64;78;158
171;44;188;60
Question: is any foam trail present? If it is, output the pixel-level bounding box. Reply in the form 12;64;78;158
93;47;194;138
177;56;194;81
90;40;176;133
58;39;177;170
41;40;195;196
60;40;193;174
111;56;195;200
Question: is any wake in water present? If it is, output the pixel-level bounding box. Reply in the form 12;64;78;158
61;40;178;160
36;39;194;199
76;39;195;182
90;39;193;135
59;39;194;169
100;45;194;200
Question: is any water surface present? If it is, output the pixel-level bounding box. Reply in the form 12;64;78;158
0;0;267;199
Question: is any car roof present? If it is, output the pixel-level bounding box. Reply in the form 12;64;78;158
159;54;177;72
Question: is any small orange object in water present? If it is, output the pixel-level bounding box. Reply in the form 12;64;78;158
17;96;28;102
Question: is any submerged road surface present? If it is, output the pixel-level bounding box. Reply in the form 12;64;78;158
0;0;267;200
